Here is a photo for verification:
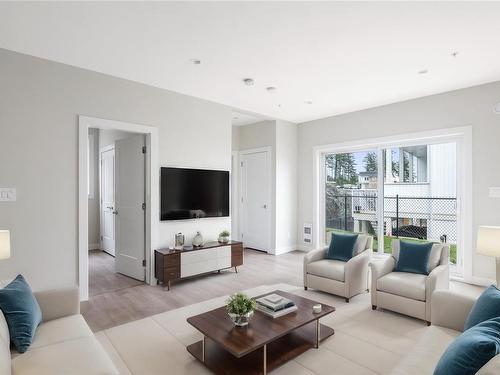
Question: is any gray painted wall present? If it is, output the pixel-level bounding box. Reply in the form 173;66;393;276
298;81;500;281
0;49;232;291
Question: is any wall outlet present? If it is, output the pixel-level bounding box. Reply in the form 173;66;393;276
0;188;16;202
303;223;312;244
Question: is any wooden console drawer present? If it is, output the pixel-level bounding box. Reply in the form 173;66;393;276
164;253;180;268
163;268;180;281
231;244;243;267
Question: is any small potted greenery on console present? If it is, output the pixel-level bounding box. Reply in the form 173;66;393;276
218;230;230;243
226;292;256;327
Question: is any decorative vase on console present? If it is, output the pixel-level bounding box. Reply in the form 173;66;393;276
218;230;230;243
192;231;204;247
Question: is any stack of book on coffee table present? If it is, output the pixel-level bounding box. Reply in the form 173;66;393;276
255;293;297;318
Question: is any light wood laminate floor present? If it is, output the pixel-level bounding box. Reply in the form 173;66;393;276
82;248;304;331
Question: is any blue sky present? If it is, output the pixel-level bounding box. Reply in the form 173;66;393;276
353;151;372;173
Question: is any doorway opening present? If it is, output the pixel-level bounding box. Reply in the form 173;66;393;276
79;116;158;301
88;128;147;296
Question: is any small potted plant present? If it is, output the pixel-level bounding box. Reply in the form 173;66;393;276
218;230;230;243
226;292;256;327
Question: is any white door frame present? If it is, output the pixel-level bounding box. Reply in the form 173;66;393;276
312;126;473;282
79;115;158;301
231;151;240;241
239;147;273;252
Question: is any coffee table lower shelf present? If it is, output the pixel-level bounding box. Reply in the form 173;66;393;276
187;322;334;375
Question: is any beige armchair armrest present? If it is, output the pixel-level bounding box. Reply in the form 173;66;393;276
345;248;373;297
425;264;450;321
369;256;395;306
369;256;395;281
426;265;450;299
34;286;80;322
303;247;327;287
431;290;476;331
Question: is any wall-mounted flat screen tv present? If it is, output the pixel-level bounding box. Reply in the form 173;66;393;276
160;167;229;221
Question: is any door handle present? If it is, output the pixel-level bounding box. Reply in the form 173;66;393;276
262;204;267;209
106;206;114;210
113;210;118;215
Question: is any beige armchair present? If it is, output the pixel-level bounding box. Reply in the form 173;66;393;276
370;240;450;325
304;234;373;302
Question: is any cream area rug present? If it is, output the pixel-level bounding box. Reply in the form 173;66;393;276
95;283;429;375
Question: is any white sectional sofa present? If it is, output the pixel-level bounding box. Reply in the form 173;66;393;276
0;286;117;375
390;290;500;375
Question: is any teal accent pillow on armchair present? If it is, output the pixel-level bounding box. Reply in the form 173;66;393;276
433;317;500;375
394;240;433;275
326;232;359;262
0;274;42;353
464;285;500;330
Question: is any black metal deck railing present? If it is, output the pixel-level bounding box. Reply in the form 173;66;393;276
326;194;457;243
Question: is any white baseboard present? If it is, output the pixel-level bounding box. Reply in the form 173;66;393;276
274;245;298;255
467;276;496;287
88;243;101;251
296;244;314;252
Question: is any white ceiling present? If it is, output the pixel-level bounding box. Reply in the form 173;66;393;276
1;2;500;123
231;110;266;127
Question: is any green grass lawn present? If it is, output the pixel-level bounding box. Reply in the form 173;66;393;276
326;228;457;264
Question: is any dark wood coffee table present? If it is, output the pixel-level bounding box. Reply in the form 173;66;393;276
186;290;335;375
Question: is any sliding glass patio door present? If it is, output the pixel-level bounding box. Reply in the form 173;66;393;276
321;141;460;275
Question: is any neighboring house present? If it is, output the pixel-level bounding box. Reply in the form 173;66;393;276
350;143;457;243
358;171;377;189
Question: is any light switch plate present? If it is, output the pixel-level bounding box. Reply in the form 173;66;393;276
0;188;16;202
489;187;500;198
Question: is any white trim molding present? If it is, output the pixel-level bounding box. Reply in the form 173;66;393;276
78;115;159;301
312;126;473;282
274;244;299;255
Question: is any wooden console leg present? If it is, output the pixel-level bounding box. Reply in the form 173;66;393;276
263;344;267;375
345;298;350;303
304;286;308;291
167;280;171;291
372;305;377;310
426;321;431;326
234;266;238;273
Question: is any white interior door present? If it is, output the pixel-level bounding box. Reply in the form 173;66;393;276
100;147;115;256
240;150;271;252
115;135;146;281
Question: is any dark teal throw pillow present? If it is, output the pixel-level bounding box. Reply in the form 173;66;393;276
0;274;42;353
433;317;500;375
464;285;500;330
326;232;359;262
394;240;433;275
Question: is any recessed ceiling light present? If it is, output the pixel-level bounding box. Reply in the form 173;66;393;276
243;78;254;86
266;86;277;93
418;69;428;75
277;104;282;108
451;51;459;58
304;100;313;105
190;58;201;65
